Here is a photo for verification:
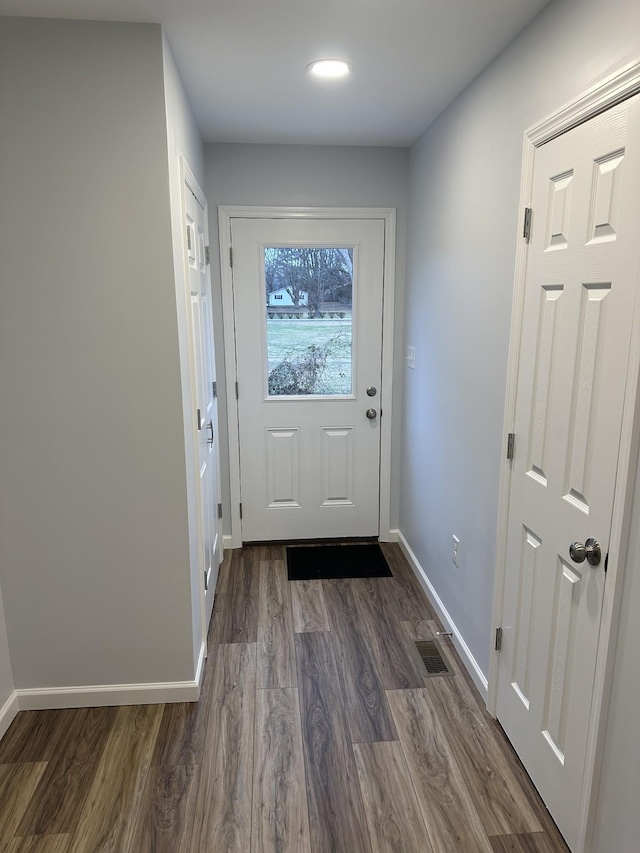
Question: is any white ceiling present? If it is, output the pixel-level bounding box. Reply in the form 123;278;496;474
0;0;552;146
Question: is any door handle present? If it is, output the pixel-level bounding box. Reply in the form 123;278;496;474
569;538;601;566
365;408;377;420
207;420;214;446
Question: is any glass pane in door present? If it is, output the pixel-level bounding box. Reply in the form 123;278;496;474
265;247;353;395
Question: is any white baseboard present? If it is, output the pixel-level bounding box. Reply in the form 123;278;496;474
0;644;207;722
387;528;400;543
397;530;489;700
15;648;206;711
195;640;206;686
17;678;200;710
223;534;234;550
0;690;19;740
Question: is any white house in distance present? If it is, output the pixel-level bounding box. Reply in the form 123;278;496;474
267;286;308;307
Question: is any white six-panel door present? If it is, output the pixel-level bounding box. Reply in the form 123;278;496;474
497;95;640;849
185;182;222;628
231;217;385;541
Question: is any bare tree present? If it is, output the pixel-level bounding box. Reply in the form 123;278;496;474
336;248;353;278
264;247;353;312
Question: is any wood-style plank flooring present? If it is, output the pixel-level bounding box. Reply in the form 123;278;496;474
0;544;570;852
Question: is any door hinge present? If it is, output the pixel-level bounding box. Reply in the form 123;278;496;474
197;408;202;430
205;245;210;265
217;502;223;519
186;224;192;251
212;380;217;399
507;433;515;460
239;502;243;519
495;627;503;652
229;246;233;268
523;207;532;243
204;570;208;591
235;381;239;399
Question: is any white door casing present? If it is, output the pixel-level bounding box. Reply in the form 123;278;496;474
231;217;384;541
492;75;640;853
219;206;397;548
183;167;223;632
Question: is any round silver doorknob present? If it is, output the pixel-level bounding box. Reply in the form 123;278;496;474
365;408;377;420
569;538;601;566
569;542;586;563
366;386;377;397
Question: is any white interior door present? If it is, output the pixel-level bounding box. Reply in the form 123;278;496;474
497;95;640;849
231;217;385;541
185;181;222;628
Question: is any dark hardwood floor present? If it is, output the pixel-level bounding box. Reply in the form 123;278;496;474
0;543;570;852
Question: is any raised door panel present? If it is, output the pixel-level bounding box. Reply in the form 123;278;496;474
267;429;300;508
321;427;354;506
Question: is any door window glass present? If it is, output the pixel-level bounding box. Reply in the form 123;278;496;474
265;247;353;395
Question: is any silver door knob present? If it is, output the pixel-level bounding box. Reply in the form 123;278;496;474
569;538;601;566
366;386;377;397
365;408;377;420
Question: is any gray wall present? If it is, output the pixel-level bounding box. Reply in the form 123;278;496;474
162;32;206;670
401;0;640;848
205;143;409;533
0;18;196;688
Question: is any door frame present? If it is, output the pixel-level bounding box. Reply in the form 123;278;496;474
489;59;640;852
218;205;397;547
181;158;222;652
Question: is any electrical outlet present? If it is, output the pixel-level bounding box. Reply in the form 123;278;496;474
406;346;416;369
452;535;460;567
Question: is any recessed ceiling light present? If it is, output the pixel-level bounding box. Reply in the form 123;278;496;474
307;59;352;79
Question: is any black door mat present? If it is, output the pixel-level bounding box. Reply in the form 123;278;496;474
287;543;393;581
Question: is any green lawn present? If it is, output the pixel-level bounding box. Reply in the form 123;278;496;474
266;318;352;395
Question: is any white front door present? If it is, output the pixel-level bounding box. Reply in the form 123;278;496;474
497;95;640;849
185;181;223;627
231;217;385;541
